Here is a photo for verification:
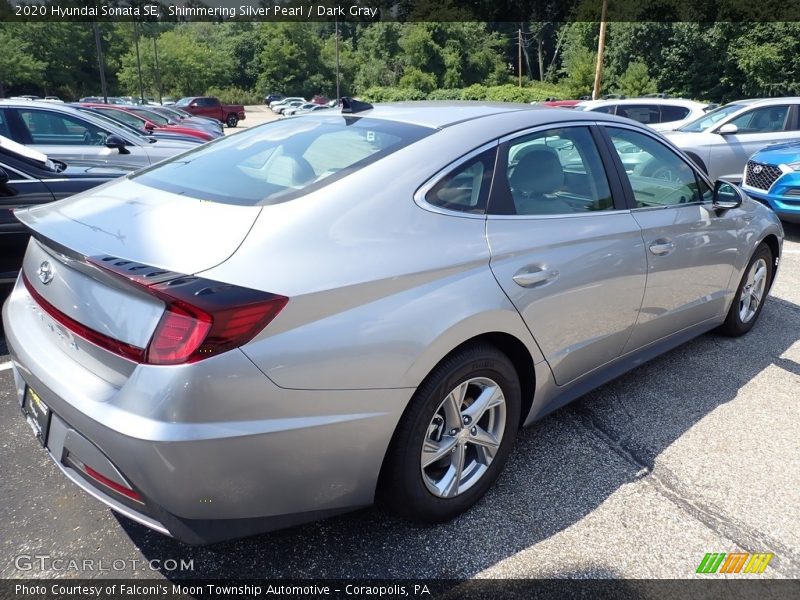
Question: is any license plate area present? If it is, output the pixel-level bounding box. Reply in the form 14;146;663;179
21;386;51;446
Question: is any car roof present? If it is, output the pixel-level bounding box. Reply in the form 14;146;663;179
328;101;547;129
728;97;800;106
577;98;707;108
302;101;636;130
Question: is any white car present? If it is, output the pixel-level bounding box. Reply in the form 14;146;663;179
269;97;305;111
575;98;710;131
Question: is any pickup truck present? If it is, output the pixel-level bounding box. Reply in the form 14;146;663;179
175;96;246;128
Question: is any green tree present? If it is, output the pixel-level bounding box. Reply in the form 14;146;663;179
0;26;44;97
255;23;332;98
615;61;657;97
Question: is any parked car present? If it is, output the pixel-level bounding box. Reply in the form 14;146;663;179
43;96;63;103
78;104;217;142
664;97;800;181
574;98;709;131
312;95;330;105
282;102;317;116
72;104;204;144
148;106;224;136
270;97;305;111
0;135;131;283
274;100;305;115
0;100;197;168
536;100;582;108
2;102;783;544
741;141;800;224
264;93;284;105
175;96;246;128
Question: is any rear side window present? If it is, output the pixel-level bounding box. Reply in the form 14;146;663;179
660;105;691;122
616;105;660;124
488;126;614;216
589;105;616;114
424;148;496;214
134;116;435;205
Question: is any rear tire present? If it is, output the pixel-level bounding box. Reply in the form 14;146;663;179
379;344;521;523
718;243;773;337
226;114;238;128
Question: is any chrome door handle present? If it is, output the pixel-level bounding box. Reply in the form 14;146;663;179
648;239;675;256
512;267;559;288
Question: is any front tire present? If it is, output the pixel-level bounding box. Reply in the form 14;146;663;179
379;344;521;523
718;243;773;336
226;114;238;128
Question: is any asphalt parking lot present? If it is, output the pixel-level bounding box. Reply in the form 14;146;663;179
1;222;798;581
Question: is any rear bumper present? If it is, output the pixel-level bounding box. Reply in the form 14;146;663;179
3;277;410;543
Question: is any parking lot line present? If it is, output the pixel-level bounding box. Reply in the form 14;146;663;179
0;361;12;372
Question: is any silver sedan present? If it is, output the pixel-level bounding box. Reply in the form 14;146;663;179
2;101;783;543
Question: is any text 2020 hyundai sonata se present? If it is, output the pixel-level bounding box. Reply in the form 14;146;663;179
2;101;783;543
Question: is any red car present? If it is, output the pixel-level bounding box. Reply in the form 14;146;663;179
538;99;582;108
78;104;215;142
175;96;246;128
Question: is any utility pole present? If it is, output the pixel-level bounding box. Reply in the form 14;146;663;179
133;20;145;104
92;22;108;103
153;35;162;105
518;27;523;88
592;0;608;100
335;18;340;102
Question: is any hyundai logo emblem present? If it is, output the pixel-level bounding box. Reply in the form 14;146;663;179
753;165;763;174
37;261;54;285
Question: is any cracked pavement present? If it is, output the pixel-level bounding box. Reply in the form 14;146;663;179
1;223;798;580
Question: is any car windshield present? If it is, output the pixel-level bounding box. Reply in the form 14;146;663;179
78;109;152;142
677;103;747;132
131;108;170;126
175;98;192;107
133;115;435;206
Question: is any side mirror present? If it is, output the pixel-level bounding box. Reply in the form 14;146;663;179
144;122;154;131
104;135;130;154
0;167;9;185
718;123;738;135
712;179;745;210
189;102;198;108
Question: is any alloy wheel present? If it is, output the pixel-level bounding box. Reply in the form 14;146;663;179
420;377;507;498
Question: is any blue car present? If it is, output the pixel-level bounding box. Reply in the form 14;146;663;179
742;141;800;224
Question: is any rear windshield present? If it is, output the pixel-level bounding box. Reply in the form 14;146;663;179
133;115;435;206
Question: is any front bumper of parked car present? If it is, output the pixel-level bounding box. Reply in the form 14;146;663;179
743;171;800;224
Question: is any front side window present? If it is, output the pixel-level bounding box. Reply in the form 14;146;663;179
424;148;496;214
727;105;789;133
18;110;110;146
488;126;614;216
606;126;704;207
134;116;435;206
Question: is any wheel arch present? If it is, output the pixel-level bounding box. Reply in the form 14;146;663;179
760;233;781;291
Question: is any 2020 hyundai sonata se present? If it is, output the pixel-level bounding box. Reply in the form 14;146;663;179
2;101;783;544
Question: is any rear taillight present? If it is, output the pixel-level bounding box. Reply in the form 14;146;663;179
25;257;287;366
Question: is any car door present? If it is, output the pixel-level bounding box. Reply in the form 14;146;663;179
0;161;54;282
5;107;150;168
710;103;798;180
599;124;741;353
486;124;647;385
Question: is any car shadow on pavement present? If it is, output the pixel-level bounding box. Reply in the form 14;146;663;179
118;286;800;580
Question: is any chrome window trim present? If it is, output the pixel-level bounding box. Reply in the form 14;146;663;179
487;121;626;220
599;121;717;211
413;140;499;220
0;161;34;182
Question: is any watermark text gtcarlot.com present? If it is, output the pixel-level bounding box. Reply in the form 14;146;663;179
14;554;194;572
